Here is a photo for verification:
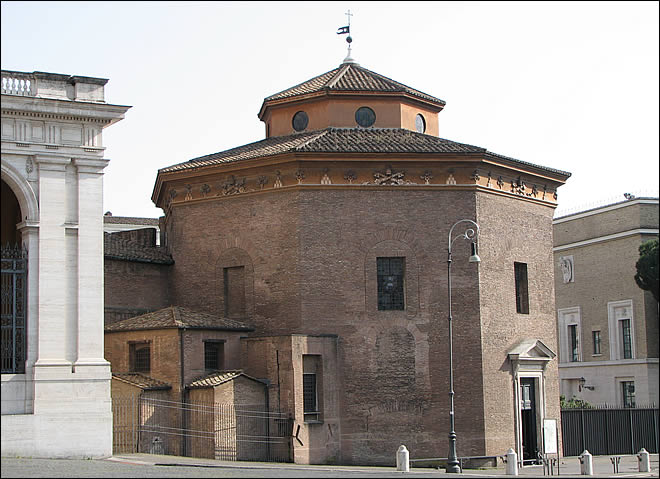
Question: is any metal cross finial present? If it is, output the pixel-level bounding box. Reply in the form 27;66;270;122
345;9;353;27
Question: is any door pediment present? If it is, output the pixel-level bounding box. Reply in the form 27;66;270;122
508;339;556;363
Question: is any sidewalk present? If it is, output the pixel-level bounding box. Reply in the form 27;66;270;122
109;452;659;476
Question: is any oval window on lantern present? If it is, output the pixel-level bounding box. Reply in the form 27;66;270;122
355;107;376;128
415;113;426;133
292;111;309;132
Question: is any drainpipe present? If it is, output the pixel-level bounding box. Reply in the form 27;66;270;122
179;327;186;456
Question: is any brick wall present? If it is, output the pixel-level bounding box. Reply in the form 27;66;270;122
104;259;171;324
105;329;182;400
476;191;561;456
159;184;560;464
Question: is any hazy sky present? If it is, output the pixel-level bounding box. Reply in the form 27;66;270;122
2;1;658;218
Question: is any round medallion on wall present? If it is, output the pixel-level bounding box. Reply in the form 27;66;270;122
292;111;309;131
415;113;426;133
355;106;376;128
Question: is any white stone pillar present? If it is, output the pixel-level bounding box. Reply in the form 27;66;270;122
506;448;519;475
579;450;593;475
637;448;650;473
16;221;39;414
72;158;110;371
32;155;71;371
396;445;410;472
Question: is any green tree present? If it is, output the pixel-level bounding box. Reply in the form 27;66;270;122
634;239;659;302
560;395;593;409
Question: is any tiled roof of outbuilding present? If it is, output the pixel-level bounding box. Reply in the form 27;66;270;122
104;215;159;226
159;127;487;173
104;232;173;264
187;370;266;389
263;63;445;106
112;372;172;390
104;306;254;332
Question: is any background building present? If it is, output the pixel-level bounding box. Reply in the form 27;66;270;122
103;212;160;244
1;69;129;457
553;196;659;407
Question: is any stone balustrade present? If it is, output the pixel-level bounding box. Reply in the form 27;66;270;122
2;72;34;96
1;70;108;102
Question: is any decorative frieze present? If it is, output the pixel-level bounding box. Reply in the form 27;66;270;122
365;165;415;185
221;175;246;196
165;165;559;206
273;171;282;188
321;168;331;185
420;170;433;184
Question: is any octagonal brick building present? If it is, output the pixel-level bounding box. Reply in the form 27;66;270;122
151;55;571;465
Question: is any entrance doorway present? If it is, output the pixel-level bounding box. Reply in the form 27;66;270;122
520;377;539;463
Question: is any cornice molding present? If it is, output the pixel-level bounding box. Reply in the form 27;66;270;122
73;157;110;174
553;229;659;252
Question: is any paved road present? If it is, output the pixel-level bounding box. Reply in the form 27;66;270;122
2;452;658;478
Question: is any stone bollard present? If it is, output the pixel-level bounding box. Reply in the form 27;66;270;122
505;448;518;476
637;448;650;473
579;450;593;475
396;445;410;472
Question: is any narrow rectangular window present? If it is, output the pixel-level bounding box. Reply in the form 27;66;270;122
303;354;322;422
129;342;150;374
514;262;529;314
377;257;405;311
303;373;317;416
204;341;225;372
622;381;635;408
620;319;632;359
592;331;601;355
568;324;579;362
224;266;246;318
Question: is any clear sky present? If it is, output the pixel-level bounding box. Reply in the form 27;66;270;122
2;1;658;218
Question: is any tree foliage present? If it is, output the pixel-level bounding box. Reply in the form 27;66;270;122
634;239;659;302
560;395;593;409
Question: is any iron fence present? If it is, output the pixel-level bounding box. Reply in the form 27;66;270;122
112;396;292;462
1;245;27;374
561;406;659;456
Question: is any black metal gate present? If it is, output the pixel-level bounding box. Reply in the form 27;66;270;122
561;407;659;456
112;396;293;462
1;245;27;374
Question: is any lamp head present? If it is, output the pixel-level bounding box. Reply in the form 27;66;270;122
469;242;481;263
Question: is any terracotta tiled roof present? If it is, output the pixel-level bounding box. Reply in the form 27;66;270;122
160;127;571;178
263;63;445;106
104;232;173;264
112;372;171;390
104;306;254;332
187;370;266;389
104;215;159;226
159;127;487;173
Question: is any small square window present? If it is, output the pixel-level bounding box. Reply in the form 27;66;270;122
129;342;150;374
204;341;225;372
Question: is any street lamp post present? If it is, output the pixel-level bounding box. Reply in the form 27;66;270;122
446;219;481;473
